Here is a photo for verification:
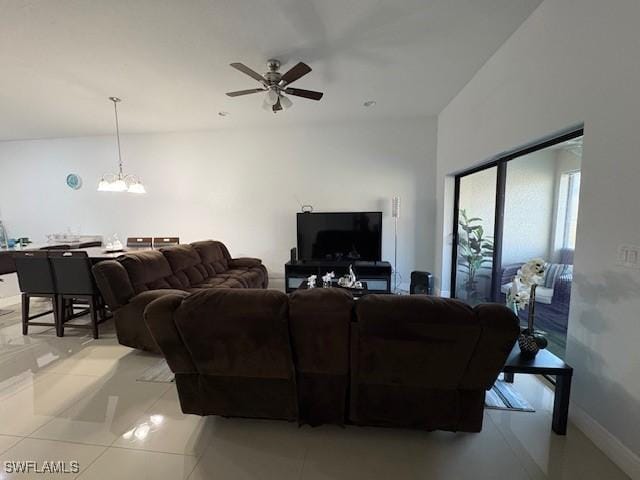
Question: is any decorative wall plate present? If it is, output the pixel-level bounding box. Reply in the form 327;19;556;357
66;173;82;190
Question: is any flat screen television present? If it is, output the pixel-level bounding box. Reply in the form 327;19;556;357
296;212;382;262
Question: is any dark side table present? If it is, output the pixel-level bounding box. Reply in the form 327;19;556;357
502;345;573;435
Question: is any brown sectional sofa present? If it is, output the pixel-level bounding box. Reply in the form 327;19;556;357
92;240;268;352
144;287;519;432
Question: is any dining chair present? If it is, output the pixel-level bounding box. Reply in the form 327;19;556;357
49;251;109;339
13;251;61;335
153;237;180;247
126;237;153;248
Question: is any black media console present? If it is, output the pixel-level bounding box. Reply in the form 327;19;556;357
284;260;392;294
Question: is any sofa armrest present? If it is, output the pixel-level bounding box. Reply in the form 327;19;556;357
460;303;519;390
144;292;196;374
92;260;135;310
229;257;263;268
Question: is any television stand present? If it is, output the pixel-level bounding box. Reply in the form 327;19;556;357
285;260;392;294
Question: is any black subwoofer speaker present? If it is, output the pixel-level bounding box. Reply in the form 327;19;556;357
410;271;433;295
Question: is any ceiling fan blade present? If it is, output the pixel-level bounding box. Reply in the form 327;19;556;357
273;97;283;112
280;62;312;85
285;88;323;101
230;63;266;83
226;88;265;97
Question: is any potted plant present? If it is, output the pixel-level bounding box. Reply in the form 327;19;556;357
507;258;549;358
457;209;494;302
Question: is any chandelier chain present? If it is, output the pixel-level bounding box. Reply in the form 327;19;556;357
110;97;124;177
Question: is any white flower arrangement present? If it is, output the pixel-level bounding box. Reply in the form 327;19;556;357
306;274;317;288
507;258;546;310
322;271;335;287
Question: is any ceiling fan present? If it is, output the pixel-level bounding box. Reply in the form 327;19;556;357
226;59;324;113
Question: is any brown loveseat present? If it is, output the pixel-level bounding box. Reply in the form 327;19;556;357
144;288;519;432
92;240;268;352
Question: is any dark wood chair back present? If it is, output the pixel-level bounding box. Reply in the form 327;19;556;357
153;237;180;247
49;251;97;296
14;251;57;294
126;237;153;248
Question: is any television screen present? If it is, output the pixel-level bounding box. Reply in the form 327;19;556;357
297;212;382;262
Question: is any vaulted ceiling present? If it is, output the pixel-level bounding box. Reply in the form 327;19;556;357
0;0;542;141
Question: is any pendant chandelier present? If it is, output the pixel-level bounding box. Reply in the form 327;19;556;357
97;97;146;193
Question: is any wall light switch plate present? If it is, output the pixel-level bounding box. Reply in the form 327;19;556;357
617;244;640;268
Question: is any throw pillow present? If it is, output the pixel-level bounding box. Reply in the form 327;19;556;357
543;263;569;288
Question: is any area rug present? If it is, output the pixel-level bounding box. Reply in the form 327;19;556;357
136;358;175;383
485;379;535;412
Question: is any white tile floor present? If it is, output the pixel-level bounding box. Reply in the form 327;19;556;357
0;303;630;479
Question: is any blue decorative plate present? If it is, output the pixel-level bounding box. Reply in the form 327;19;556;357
66;173;82;190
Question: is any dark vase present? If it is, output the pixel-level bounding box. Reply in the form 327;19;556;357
517;284;548;359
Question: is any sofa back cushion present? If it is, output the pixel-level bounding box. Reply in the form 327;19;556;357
289;288;353;375
174;288;294;379
119;250;179;293
160;245;209;288
190;240;230;274
354;295;481;389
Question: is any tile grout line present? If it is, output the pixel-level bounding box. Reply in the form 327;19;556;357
297;442;310;480
26;377;172;451
101;381;175;451
484;410;538;480
0;435;26;456
72;442;110;480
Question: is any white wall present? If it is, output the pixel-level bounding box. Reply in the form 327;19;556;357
435;0;640;476
502;149;557;265
0;117;437;291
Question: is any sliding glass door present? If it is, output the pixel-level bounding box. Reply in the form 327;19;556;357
452;130;583;359
454;167;497;305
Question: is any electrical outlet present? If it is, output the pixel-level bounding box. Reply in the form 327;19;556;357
617;244;640;268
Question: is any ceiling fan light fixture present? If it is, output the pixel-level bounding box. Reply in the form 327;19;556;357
279;95;293;110
227;60;323;113
266;88;279;105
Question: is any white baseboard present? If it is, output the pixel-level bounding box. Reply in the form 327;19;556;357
571;403;640;479
0;294;20;308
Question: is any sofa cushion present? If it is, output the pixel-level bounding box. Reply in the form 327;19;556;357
119;251;178;293
160;245;208;288
354;295;480;388
191;240;230;274
189;277;245;290
238;269;265;288
174;289;293;378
